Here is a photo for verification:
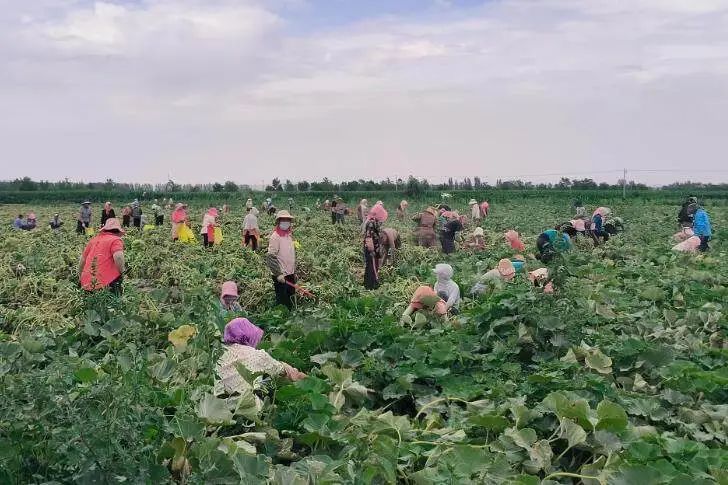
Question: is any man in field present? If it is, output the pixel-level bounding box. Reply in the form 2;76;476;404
79;218;125;295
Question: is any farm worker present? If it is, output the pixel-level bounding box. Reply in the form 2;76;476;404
100;202;115;226
13;214;24;229
265;198;273;210
672;236;701;252
171;203;188;241
574;200;587;218
217;318;306;394
220;281;243;314
201;207;218;248
23;212;37;230
590;207;611;244
323;199;331;211
49;213;63;231
363;204;388;289
357;199;369;223
690;204;712;251
433;263;460;314
397;200;409;220
287;198;294;212
529;267;554;293
266;210;297;309
246;198;254;210
79;218;125;294
223;204;230;214
677;196;698;227
131;199;142;228
77;201;92;234
469;199;481;221
504;230;526;252
151;200;163;226
121;205;132;227
243;207;260;250
333;197;347;224
480;200;490;218
167;197;174;210
440;211;464;255
380;228;401;266
604;217;624;236
569;218;587;238
536;229;571;263
484;258;517;282
402;286;448;319
412;207;438;248
466;227;486;250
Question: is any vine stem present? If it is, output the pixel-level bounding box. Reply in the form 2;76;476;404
415;397;470;420
542;471;603;484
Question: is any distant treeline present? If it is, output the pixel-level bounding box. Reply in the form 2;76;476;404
2;176;728;203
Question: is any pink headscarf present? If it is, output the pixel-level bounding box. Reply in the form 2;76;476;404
504;230;526;252
570;219;586;232
207;207;219;217
368;203;388;223
593;207;610;218
223;318;263;348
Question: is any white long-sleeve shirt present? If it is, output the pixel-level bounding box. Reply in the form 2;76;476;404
243;213;259;231
434;279;460;309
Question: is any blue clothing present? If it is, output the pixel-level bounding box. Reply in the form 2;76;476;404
13;218;23;229
693;209;712;237
593;214;603;233
543;229;571;251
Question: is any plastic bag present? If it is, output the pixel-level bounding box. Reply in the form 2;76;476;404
178;224;196;243
213;227;223;245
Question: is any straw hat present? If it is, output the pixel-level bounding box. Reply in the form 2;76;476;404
275;210;294;221
497;259;516;280
221;281;239;299
473;227;484;237
425;207;437;216
469;199;478;205
100;217;125;234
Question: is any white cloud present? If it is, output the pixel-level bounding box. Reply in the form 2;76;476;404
1;0;728;184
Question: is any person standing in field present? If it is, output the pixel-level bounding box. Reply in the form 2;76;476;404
77;201;93;234
246;198;254;210
79;218;125;295
243;207;260;250
380;227;401;266
333;196;348;224
574;200;587;218
266;210;297;309
357;199;369;223
121;205;132;228
201;207;218;248
170;203;188;241
690;203;712;251
440;211;464;255
397;200;409;220
363;203;387;289
131;199;142;228
469;199;481;222
100;202;115;227
151;199;163;226
412;207;438;248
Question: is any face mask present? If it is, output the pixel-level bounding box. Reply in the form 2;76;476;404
278;221;291;231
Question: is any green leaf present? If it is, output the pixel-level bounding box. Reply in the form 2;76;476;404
468;414;510;432
197;393;233;425
310;352;338;365
527;440;552;471
74;366;98;383
585;349;613;374
596;400;628;432
560;418;587;448
505;427;537;449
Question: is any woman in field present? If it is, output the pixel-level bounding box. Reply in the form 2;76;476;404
243;207;260;250
536;228;572;263
100;201;115;226
363;203;388;289
469;199;481;222
380;227;401;266
357;199;368;223
219;281;243;315
217;318;305;395
78;218;125;294
412;207;438;248
266;210;297;309
440;211;464;255
397;200;409;220
200;207;218;248
171;203;188;241
402;264;460;319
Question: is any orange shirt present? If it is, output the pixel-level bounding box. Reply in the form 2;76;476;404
80;232;124;290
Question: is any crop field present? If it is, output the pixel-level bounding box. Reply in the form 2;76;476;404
1;194;727;484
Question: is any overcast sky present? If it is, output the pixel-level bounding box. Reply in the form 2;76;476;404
2;0;728;186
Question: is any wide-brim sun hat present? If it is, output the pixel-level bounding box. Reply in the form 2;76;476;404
497;259;516;279
208;208;219;217
469;199;478;205
473;227;484;237
275;210;295;221
221;281;238;299
101;217;125;234
425;207;438;216
175;203;184;209
82;201;91;205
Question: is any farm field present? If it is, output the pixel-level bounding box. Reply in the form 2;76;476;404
1;194;727;484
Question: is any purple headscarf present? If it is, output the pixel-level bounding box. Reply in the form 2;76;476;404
223;318;263;348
